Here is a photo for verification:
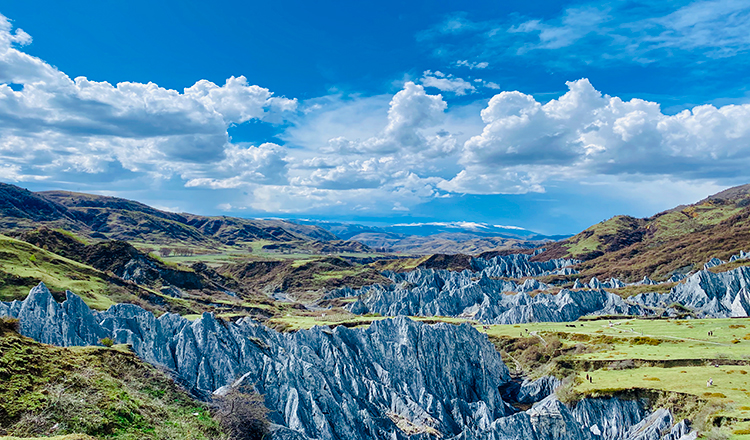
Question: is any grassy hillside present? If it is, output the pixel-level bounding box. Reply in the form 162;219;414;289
534;184;750;281
0;234;119;310
0;232;237;318
222;256;390;302
0;184;345;254
0;319;224;439
485;317;750;439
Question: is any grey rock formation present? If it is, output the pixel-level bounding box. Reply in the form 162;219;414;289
631;266;750;318
457;395;684;440
588;278;626;290
3;283;511;439
344;270;646;324
470;254;579;279
517;376;561;404
703;258;725;270
730;251;749;262
668;274;688;283
500;376;561;405
337;269;554;320
636;276;657;286
1;283;694;440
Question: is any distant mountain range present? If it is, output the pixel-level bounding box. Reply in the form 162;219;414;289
293;219;566;254
0;183;360;250
0;183;555;255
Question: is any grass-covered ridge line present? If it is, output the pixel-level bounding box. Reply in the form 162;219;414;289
0;319;223;439
535;184;750;282
0;234;115;309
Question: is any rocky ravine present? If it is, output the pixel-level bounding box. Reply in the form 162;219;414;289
2;283;694;440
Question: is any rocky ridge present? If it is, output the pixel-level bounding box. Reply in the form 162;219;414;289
337;268;750;325
1;283;693;440
631;266;750;318
338;268;643;324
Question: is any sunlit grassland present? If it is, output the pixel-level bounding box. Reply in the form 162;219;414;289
484;316;750;438
0;234;114;310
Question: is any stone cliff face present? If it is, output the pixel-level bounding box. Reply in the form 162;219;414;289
469;253;579;278
1;283;693;440
3;284;510;439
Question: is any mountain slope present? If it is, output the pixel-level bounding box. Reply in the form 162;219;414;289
0;233;120;309
0;185;82;230
534;183;750;281
0;184;338;249
0;319;224;439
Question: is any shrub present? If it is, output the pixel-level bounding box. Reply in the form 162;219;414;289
212;385;270;440
100;337;115;347
632;336;661;346
554;375;581;404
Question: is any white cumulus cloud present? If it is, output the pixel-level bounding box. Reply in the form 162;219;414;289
420;71;475;96
0;13;295;189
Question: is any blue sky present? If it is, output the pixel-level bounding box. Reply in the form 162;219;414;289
1;1;750;235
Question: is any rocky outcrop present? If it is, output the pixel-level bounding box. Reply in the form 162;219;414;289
703;258;725;270
469;254;579;278
3;283;511;439
338;269;553;319
730;251;749;262
631;266;750;318
340;269;645;324
500;376;562;405
1;283;695;440
453;395;691;440
588;278;626;289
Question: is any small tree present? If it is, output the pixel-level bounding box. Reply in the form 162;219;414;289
212;384;270;440
100;337;115;347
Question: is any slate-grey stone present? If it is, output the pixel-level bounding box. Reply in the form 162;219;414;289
631;266;750;318
1;282;695;440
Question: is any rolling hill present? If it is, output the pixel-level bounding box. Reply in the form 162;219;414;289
534;183;750;281
0;184;341;252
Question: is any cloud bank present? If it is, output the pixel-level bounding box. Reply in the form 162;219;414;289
0;12;748;216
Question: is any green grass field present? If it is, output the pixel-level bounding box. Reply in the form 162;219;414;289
0;235;115;310
483;317;750;439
